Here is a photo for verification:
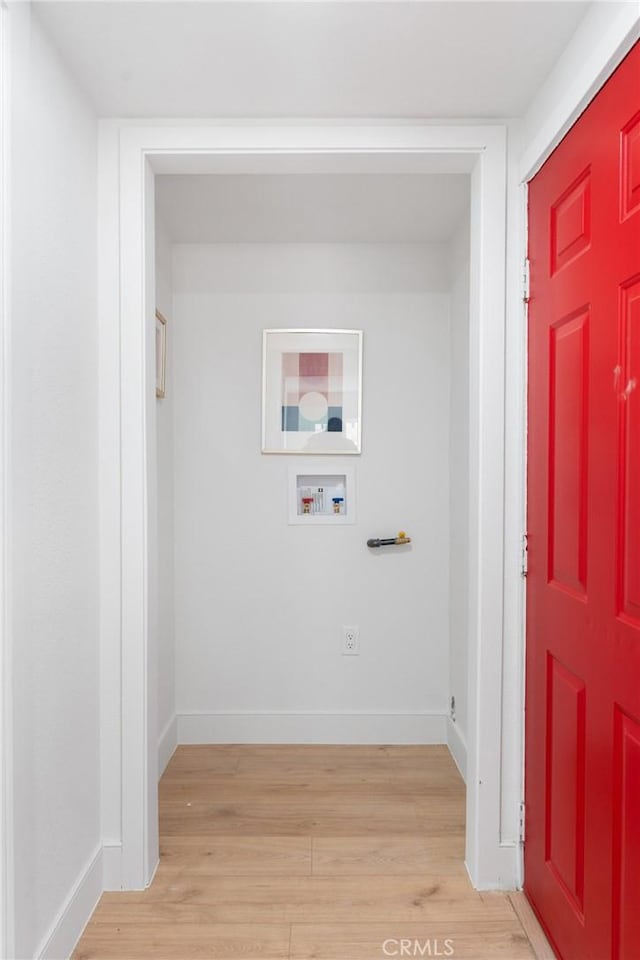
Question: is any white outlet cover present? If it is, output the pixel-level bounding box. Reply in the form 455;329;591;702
342;626;360;655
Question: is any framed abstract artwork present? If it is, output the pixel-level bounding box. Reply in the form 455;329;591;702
262;329;363;454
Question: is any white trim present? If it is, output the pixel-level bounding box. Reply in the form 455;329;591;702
506;170;528;892
97;119;123;876
101;843;122;893
35;845;103;960
119;144;158;891
0;5;12;957
463;141;515;889
158;715;177;777
143;156;160;888
519;4;639;181
447;719;467;783
102;121;515;890
498;133;527;872
119;134;149;891
177;712;448;745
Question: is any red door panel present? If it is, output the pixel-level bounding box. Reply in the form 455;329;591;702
548;306;590;596
526;42;640;960
612;709;640;960
546;655;587;918
618;278;640;625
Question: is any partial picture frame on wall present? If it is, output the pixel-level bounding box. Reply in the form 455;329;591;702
262;329;363;455
155;310;167;398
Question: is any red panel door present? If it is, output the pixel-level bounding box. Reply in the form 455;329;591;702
526;42;640;960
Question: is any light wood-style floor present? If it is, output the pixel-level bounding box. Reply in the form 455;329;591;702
74;745;539;959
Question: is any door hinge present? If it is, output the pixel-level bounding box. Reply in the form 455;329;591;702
521;533;528;578
523;259;531;303
518;801;526;843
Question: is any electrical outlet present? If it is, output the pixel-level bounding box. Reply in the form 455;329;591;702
342;626;360;656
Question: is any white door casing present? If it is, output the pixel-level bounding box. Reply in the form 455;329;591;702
0;3;12;954
99;122;517;890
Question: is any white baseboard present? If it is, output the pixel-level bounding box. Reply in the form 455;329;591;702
36;843;103;960
158;714;178;778
177;712;447;745
447;717;467;782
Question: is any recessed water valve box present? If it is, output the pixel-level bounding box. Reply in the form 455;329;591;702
288;463;356;525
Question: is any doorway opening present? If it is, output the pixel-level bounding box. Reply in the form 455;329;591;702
152;163;472;872
153;168;471;748
98;125;522;895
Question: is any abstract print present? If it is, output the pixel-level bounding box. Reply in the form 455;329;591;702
281;352;344;432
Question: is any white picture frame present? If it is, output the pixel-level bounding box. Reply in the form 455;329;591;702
262;329;363;454
155;310;167;399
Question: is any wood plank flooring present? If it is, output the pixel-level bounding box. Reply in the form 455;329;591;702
73;745;540;960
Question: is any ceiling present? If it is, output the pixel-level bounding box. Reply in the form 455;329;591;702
35;1;592;119
155;173;470;243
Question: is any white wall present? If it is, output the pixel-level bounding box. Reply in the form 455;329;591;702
518;1;639;178
171;242;452;743
447;221;470;778
155;215;176;774
8;6;100;958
